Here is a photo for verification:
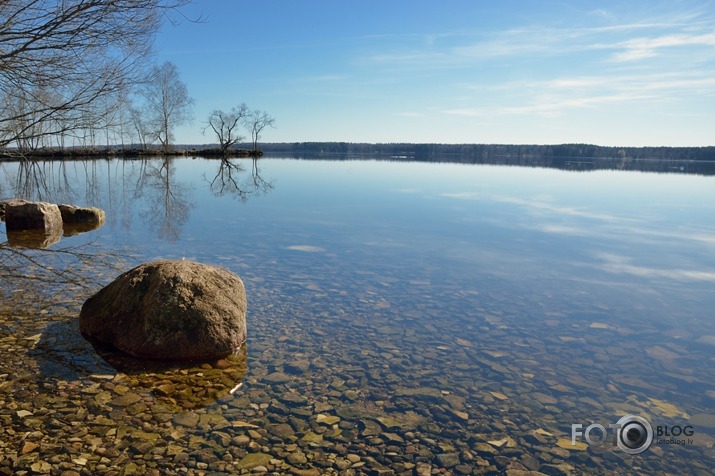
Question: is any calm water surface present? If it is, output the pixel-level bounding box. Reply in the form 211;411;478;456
1;156;714;475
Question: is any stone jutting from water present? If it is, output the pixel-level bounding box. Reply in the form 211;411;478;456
57;204;105;226
58;203;106;234
79;260;247;360
3;199;62;232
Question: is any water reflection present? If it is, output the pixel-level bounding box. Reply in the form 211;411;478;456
135;158;194;242
1;205;106;249
205;157;274;200
277;148;715;176
0;238;124;301
6;227;62;248
0;157;276;242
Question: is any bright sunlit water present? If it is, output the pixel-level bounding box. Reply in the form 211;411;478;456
1;156;714;475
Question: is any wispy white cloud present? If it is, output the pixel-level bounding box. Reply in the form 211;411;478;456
440;192;634;223
538;224;591;236
531;219;715;248
441;108;484;117
596;252;715;282
364;11;714;68
467;71;715;117
610;33;715;62
499;92;658;116
361;6;715;127
393;111;424;118
496;195;636;223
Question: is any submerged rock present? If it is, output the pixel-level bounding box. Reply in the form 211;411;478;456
80;260;247;361
4;199;63;233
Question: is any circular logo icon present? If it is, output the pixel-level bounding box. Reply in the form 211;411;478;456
616;415;653;455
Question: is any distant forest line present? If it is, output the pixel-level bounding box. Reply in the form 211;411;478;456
259;142;715;161
256;142;715;175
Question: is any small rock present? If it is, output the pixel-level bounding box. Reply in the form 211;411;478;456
21;441;39;454
237;453;272;469
270;423;295;438
436;452;461;468
30;461;52;474
316;414;340;425
289;469;321;476
263;372;291;384
416;462;432;476
111;393;142;407
556;438;588;451
382;432;405;444
172;412;200;428
285;360;310;374
232;435;251;446
521;454;541;471
300;431;323;443
287;451;307;464
454;464;474;475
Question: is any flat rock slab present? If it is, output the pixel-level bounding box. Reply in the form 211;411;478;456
80;260;247;361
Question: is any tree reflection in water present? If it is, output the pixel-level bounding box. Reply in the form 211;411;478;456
206;157;273;201
0;237;125;304
1;156;276;243
1;157;199;243
136;157;194;242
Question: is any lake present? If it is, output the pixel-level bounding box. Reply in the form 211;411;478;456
1;155;714;475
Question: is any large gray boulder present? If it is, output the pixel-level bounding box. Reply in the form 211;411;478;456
4;199;63;232
79;260;247;361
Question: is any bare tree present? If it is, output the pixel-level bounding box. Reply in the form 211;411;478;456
204;104;249;153
140;61;194;152
129;106;152;150
246;110;276;152
0;0;191;152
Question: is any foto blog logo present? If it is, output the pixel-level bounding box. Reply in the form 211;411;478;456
572;415;654;455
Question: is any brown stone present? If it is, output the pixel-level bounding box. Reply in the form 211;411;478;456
58;204;105;234
79;260;247;360
4;199;62;232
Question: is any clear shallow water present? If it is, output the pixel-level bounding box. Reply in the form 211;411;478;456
1;156;714;475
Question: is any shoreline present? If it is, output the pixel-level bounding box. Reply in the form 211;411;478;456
0;147;263;161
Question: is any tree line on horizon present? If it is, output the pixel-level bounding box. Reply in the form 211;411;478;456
261;142;715;162
0;1;274;157
254;142;715;175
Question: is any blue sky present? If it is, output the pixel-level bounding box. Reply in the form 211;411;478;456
156;0;715;146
